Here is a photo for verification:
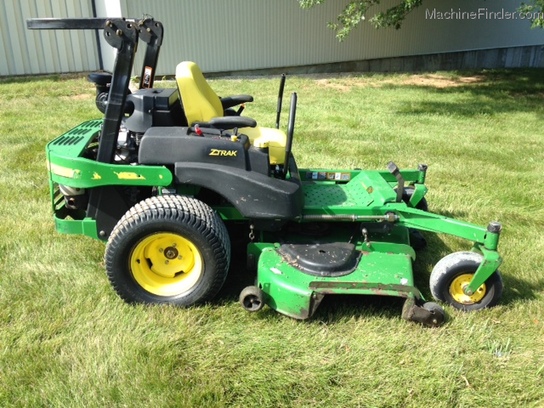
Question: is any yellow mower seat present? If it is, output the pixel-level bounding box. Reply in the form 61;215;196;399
175;61;287;165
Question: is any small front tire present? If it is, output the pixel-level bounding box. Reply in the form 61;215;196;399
430;251;503;311
239;286;265;312
422;302;446;327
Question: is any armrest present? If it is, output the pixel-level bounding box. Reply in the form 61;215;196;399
194;116;257;130
220;94;254;110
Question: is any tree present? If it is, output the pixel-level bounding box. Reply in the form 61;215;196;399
519;0;544;27
298;0;423;40
300;0;544;41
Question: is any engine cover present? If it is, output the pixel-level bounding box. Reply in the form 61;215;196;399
124;88;185;133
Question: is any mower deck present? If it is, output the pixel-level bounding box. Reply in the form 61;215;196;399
256;229;418;320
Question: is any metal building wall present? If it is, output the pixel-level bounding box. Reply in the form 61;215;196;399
119;0;544;76
0;0;99;76
3;0;544;77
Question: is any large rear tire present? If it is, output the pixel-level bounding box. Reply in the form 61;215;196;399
105;195;230;306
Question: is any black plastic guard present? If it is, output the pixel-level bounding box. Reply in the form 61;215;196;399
174;157;304;220
278;242;361;277
220;94;254;110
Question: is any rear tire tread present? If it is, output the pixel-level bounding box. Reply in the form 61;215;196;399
105;195;230;305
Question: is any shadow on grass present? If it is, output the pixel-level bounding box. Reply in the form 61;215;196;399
313;295;407;323
386;69;544;118
501;274;544;306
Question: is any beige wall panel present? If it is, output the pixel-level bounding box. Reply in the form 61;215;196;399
3;0;544;76
119;0;544;75
0;0;99;76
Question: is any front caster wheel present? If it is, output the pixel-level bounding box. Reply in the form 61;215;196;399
430;251;503;311
402;298;446;327
239;286;264;312
422;302;446;327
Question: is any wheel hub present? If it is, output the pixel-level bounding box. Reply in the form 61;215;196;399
450;274;486;304
130;232;203;296
163;246;179;260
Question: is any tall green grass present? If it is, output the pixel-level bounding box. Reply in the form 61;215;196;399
1;70;543;407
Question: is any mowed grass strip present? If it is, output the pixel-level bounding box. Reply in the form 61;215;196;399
0;70;543;407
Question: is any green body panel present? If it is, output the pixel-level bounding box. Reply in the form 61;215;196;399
408;183;427;207
55;216;98;239
49;155;172;188
300;169;417;215
46;121;173;239
257;238;420;320
46;120;173;189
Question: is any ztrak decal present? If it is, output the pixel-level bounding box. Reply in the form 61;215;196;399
209;149;238;157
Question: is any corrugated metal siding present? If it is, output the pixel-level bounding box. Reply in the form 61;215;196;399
120;0;544;75
0;0;99;76
3;0;544;77
119;0;385;74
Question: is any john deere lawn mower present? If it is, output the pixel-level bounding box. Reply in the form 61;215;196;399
28;17;503;327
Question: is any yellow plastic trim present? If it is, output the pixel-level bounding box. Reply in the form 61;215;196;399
130;232;203;297
49;162;81;179
239;127;287;165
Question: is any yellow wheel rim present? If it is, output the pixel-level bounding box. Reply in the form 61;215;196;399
130;232;203;297
449;273;486;304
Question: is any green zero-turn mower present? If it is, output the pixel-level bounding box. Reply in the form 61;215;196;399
28;17;504;327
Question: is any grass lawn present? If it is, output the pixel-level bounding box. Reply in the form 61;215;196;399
0;69;543;407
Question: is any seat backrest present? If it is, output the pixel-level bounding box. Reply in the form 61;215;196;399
175;61;287;165
176;61;223;124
